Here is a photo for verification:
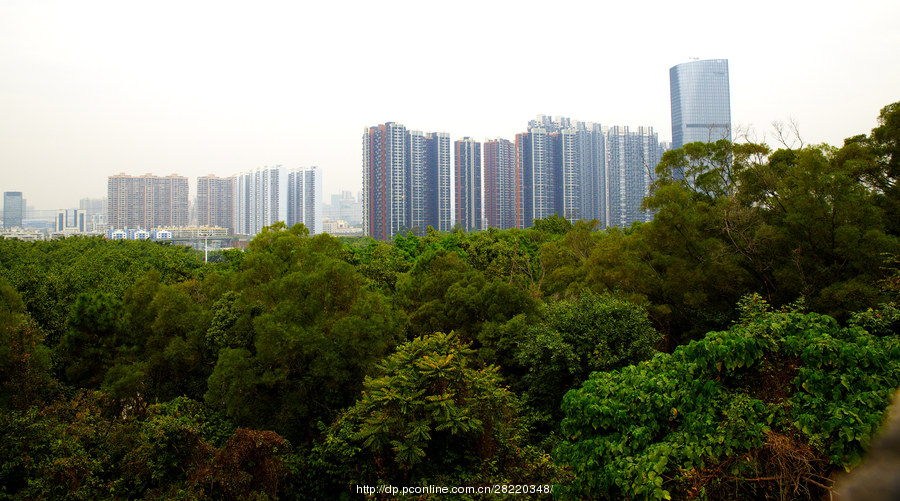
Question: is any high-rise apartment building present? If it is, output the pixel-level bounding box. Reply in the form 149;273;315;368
363;123;451;239
408;131;430;233
287;166;323;235
517;126;555;225
605;126;660;228
363;123;408;240
454;138;482;231
555;127;580;221
107;174;189;230
484;138;519;229
516;117;607;226
3;192;24;229
670;59;732;149
425;132;452;232
232;166;285;237
577;123;606;224
197;175;234;234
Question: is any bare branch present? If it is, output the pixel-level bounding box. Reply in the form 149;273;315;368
789;117;804;150
772;118;804;150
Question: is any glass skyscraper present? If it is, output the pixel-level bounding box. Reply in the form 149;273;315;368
3;192;24;229
670;59;731;149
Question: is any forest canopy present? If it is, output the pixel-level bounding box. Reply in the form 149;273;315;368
0;102;899;500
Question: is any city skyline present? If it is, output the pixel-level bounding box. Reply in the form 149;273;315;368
2;1;899;210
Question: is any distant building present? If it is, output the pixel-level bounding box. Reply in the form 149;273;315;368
363;123;407;240
363;123;451;239
107;174;189;230
79;198;107;233
287;166;323;235
425;132;452;232
232;166;285;237
323;219;364;237
577;122;606;224
0;228;43;241
454;138;482;231
517;127;554;225
483;138;518;229
324;191;363;226
670;59;732;149
3;192;24;229
605;126;661;228
556;126;580;221
197;175;234;234
55;209;86;234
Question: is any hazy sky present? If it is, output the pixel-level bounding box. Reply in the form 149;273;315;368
2;0;898;210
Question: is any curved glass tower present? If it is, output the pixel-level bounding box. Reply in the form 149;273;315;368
670;59;731;149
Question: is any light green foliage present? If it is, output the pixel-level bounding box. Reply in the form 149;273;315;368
849;302;900;336
555;297;900;500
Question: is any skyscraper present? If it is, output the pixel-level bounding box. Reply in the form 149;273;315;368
408;131;429;232
517;126;554;225
555;126;580;221
670;59;732;149
484;138;518;229
577;122;606;224
3;192;24;229
454;138;482;231
107;174;189;230
197;175;234;234
605;126;660;228
425;132;452;232
287;166;323;235
515;116;608;226
363;123;408;240
232;166;285;237
363;123;451;239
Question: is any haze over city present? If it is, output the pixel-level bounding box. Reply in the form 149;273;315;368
2;0;898;210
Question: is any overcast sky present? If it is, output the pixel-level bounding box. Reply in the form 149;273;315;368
1;0;898;210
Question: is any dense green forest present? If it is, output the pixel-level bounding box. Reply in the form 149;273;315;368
1;102;899;500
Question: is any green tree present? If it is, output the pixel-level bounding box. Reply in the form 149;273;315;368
0;280;52;409
517;292;659;432
318;332;553;491
206;246;404;443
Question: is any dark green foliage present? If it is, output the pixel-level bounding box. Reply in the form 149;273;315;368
396;249;538;370
0;281;52;409
205;226;405;443
532;214;574;235
58;291;123;388
0;104;899;499
517;292;660;431
0;236;202;341
318;332;557;494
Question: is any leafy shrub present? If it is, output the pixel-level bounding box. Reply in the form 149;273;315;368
555;296;900;500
